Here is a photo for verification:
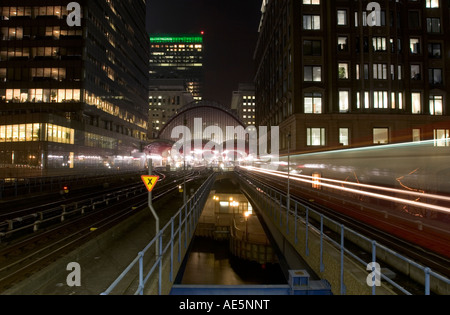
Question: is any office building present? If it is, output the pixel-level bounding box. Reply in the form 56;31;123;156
149;34;204;101
0;0;150;175
254;0;450;153
231;83;256;126
149;79;194;139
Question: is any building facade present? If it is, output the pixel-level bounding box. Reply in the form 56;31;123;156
149;34;204;101
231;83;256;127
0;1;149;175
254;0;450;153
149;79;194;139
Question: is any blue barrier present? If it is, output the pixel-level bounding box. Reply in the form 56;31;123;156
170;270;331;295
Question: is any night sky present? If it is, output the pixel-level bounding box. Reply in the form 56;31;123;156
146;0;262;107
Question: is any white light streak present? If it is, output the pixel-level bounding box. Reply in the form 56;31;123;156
242;166;450;214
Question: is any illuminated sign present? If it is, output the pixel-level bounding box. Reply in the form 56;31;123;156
150;35;203;44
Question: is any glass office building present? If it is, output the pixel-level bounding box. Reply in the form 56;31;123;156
0;1;150;175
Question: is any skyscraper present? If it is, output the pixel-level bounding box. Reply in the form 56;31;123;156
149;34;204;101
254;0;450;153
0;1;149;176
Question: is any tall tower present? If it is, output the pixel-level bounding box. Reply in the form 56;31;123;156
149;34;204;101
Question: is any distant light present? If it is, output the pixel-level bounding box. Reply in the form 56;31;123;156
201;31;205;35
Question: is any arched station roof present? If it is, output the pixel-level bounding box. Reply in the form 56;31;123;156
158;100;246;142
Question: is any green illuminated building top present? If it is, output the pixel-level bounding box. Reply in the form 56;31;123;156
149;33;204;100
150;34;203;44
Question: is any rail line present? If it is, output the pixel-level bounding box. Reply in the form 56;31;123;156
0;170;207;292
238;168;450;284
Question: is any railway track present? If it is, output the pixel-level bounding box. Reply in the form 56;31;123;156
0;169;167;223
0;170;176;240
0;169;209;292
238;169;450;290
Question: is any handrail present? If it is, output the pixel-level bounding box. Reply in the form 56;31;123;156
101;172;216;295
239;171;450;295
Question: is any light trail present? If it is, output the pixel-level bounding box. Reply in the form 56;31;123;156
241;166;450;214
242;166;450;203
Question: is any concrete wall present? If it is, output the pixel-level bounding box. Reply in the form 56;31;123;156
240;178;397;295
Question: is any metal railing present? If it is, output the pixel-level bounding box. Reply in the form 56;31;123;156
0;185;147;240
239;172;450;295
0;170;146;199
101;173;216;295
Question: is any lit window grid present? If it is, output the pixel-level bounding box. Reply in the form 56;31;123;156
0;123;74;144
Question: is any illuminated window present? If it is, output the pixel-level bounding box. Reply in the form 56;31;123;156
410;38;421;54
12;125;18;142
339;128;349;146
373;91;388;109
338;63;349;79
430;96;443;115
304;93;322;114
337;10;347;26
412;129;421;142
373;128;389;145
412;93;422;114
0;123;44;142
0;125;5;142
303;15;321;30
307;128;326;146
339;91;349;112
364;92;370;109
373;64;388;80
434;129;449;147
337;37;348;52
398;92;404;110
426;0;439;8
26;124;33;141
19;124;26;142
373;37;387;52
